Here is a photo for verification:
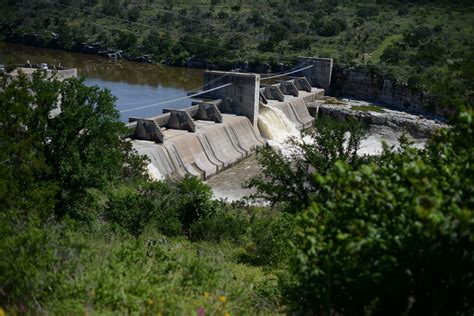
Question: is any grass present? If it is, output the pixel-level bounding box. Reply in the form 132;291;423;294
351;105;385;113
40;228;284;315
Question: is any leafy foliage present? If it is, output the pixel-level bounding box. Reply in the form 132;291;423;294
176;175;218;233
0;71;147;217
288;111;474;314
246;116;368;212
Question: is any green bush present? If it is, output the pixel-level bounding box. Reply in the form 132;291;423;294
313;17;347;37
380;43;407;64
243;211;295;266
0;211;56;308
287;112;474;314
105;181;179;237
403;25;433;47
176;176;217;233
189;204;249;243
247;115;368;213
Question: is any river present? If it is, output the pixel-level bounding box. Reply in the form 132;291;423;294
0;42;203;122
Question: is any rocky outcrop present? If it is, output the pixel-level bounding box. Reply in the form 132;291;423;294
330;65;452;118
313;99;447;139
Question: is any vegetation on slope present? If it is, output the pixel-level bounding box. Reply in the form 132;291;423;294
0;72;290;314
1;0;473;108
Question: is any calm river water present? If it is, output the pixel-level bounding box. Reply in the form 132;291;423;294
0;42;204;122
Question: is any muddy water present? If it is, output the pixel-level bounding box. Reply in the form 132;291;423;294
205;155;259;202
0;42;203;122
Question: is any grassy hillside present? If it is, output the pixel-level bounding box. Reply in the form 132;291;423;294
2;0;473;108
0;1;471;66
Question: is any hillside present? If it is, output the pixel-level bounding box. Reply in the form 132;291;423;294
1;0;473;109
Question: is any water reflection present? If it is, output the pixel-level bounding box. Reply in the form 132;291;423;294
0;42;203;121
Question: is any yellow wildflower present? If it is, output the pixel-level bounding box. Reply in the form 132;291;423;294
203;291;209;298
218;295;226;303
146;298;154;305
224;313;231;316
0;307;6;316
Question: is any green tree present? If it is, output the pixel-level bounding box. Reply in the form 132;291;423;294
2;71;146;217
312;17;347;37
0;73;57;217
246;116;367;213
0;73;57;307
176;175;217;234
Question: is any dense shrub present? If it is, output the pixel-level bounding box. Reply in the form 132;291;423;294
380;43;407;64
189;205;249;242
403;25;433;47
105;181;178;236
355;4;379;19
176;175;218;233
289;35;313;50
287;112;474;314
0;212;56;308
313;17;347;37
243;211;295;266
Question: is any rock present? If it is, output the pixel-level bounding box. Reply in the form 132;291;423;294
330;65;455;118
314;99;448;139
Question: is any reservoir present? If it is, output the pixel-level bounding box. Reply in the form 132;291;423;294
0;42;204;122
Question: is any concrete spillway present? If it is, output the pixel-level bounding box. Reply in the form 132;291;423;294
132;114;265;180
127;58;333;181
258;103;300;142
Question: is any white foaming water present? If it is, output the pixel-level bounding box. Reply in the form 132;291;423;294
146;163;164;181
258;103;300;143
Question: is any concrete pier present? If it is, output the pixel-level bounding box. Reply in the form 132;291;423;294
203;71;260;127
296;57;333;92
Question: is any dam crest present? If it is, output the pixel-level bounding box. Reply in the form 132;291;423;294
125;57;332;180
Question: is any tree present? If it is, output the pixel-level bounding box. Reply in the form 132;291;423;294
246;116;368;213
114;30;137;50
0;73;57;307
1;71;146;217
380;43;407;64
0;73;57;217
312;17;347;37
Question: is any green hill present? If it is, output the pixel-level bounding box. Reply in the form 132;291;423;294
2;0;473;108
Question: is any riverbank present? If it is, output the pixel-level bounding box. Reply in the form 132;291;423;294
0;42;204;122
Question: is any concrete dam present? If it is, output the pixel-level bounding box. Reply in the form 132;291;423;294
124;57;332;180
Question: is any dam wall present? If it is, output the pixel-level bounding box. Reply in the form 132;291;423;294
131;114;265;180
296;57;333;92
126;58;331;181
261;78;324;130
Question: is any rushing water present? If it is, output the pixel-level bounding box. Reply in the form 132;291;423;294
0;42;203;122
